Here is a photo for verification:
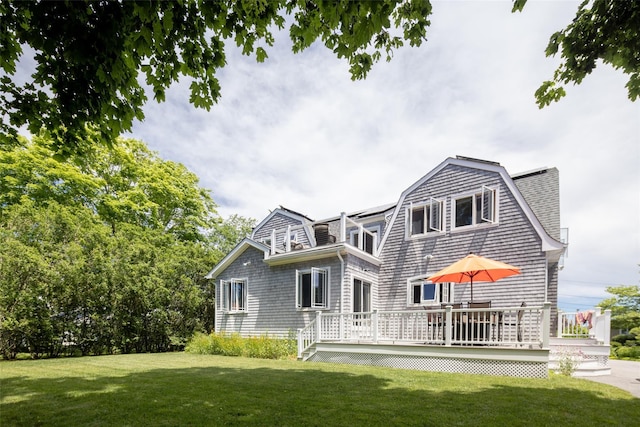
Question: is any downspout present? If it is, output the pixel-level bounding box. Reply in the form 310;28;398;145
544;258;549;302
337;250;345;314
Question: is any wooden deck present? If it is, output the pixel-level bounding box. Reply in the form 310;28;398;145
297;306;612;378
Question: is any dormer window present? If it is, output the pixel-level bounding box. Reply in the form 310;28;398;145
407;198;444;238
452;186;497;229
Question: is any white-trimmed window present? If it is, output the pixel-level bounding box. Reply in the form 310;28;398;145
408;278;453;306
452;186;497;229
296;267;329;309
221;278;247;312
353;278;372;313
350;225;380;255
407;198;444;237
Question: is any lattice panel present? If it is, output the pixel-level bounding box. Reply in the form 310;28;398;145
582;353;609;366
308;351;548;378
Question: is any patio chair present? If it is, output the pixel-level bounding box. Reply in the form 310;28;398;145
466;301;491;341
502;301;526;342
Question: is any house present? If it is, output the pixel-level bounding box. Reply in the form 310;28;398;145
206;156;610;377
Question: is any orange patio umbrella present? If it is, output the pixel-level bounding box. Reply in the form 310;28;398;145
427;254;521;302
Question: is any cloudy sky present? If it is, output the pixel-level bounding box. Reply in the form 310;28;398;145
125;1;638;312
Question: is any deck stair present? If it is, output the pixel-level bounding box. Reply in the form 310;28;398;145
299;344;317;362
549;337;611;377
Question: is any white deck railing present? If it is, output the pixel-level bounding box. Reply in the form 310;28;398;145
298;304;550;358
269;213;378;256
557;308;611;343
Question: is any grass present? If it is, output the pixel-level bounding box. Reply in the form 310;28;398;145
1;353;638;426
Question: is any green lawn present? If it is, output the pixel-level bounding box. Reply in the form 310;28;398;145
1;353;637;426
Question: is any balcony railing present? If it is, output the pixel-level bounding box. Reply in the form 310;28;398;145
557;308;611;343
298;304;550;358
268;213;379;256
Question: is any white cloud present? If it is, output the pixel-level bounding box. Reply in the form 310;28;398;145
126;1;639;310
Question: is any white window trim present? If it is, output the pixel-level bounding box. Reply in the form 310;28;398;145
405;198;445;239
296;267;331;310
450;186;499;232
352;276;373;313
220;278;248;314
406;275;453;307
349;225;381;254
481;185;497;224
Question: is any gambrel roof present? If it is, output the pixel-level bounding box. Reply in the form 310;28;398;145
378;156;565;254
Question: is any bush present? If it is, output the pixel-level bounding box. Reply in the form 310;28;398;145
615;346;640;359
611;334;636;345
185;331;296;360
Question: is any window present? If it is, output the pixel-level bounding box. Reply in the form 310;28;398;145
297;267;329;309
408;278;452;306
407;198;444;237
452;186;497;229
221;279;247;312
350;226;380;255
353;278;371;313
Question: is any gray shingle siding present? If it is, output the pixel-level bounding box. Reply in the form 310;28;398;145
210;158;562;337
378;164;552;311
252;212;312;248
215;247;343;338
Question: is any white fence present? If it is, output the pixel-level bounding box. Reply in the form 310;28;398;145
557;308;611;343
298;304;550;358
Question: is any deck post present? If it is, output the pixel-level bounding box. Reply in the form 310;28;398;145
603;309;611;344
340;212;347;243
372;309;378;343
591;307;602;340
556;309;563;337
271;229;276;255
316;311;322;342
297;328;302;359
542;302;550;349
286;225;292;252
444;305;452;346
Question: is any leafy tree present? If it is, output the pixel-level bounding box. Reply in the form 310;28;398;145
0;200;221;358
0;133;250;358
514;0;640;108
598;285;640;331
209;214;256;254
0;200;110;358
0;0;431;155
2;0;637;155
1;132;218;242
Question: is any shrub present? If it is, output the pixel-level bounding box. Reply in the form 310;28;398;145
185;331;296;360
611;333;636;345
553;347;584;376
615;346;640;359
184;332;212;354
